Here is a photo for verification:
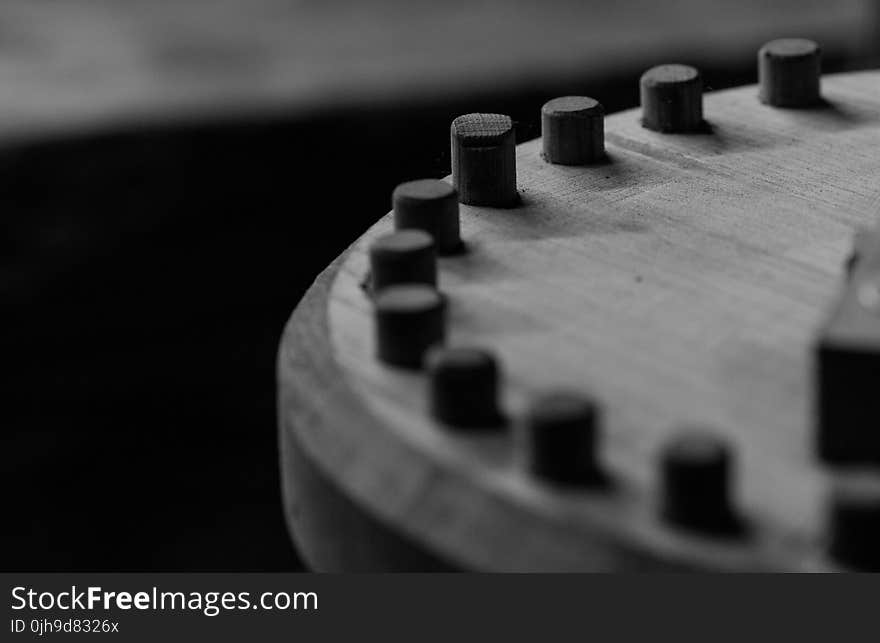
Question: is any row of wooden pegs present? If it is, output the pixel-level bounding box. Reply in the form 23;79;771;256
361;38;879;570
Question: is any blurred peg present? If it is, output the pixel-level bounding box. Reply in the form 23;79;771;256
758;38;821;107
451;113;517;207
392;179;462;254
845;228;872;278
829;472;880;571
368;230;437;292
374;285;445;369
427;347;503;428
640;64;703;133
660;430;742;535
541;96;605;165
524;392;605;485
817;228;880;464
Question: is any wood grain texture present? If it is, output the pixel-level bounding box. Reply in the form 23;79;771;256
279;71;880;571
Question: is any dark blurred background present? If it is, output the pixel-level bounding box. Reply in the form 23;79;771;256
3;0;880;571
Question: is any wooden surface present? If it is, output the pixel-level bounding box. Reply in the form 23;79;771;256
279;70;880;571
0;1;877;144
9;0;877;573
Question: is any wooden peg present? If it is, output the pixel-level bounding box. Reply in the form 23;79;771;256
426;347;503;428
758;39;821;107
368;230;437;293
660;431;741;535
541;96;605;165
816;229;880;464
845;227;872;277
640;64;703;133
374;285;445;369
392;179;462;254
450;113;517;207
828;472;880;571
524;392;604;485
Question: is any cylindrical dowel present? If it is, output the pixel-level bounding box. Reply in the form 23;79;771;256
374;285;445;369
758;38;821;107
392;179;462;254
450;113;517;207
541;96;605;165
427;347;503;428
524;392;604;485
640;64;703;133
660;431;741;535
829;473;880;571
369;230;437;292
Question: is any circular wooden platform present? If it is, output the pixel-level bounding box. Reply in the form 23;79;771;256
278;71;880;571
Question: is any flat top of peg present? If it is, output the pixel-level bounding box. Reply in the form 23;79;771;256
542;96;604;117
832;472;880;505
527;392;597;425
372;229;434;254
664;432;729;464
372;229;434;253
374;284;442;313
640;64;700;86
280;71;880;572
393;179;456;202
761;38;820;59
451;113;514;147
428;346;494;371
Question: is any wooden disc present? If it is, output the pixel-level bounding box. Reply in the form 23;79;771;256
278;71;880;571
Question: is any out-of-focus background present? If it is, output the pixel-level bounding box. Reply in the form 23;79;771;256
3;0;880;571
